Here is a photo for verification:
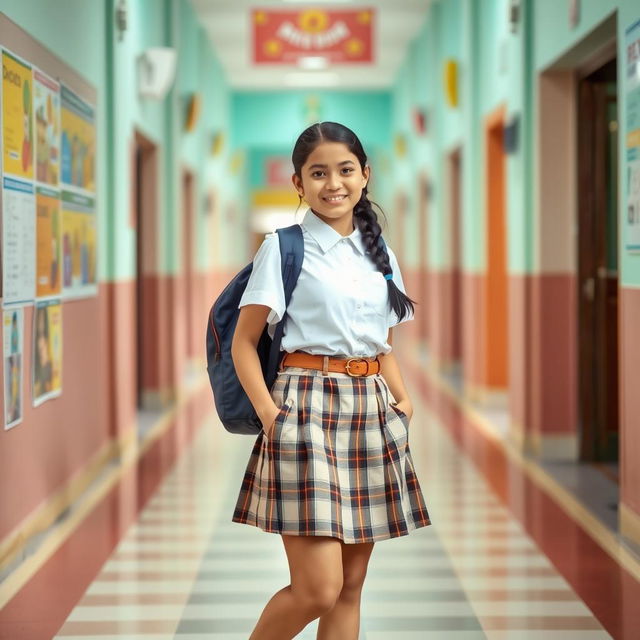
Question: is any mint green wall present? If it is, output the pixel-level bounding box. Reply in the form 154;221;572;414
392;0;639;287
231;91;392;151
0;0;108;281
389;0;531;277
110;0;240;276
231;91;392;238
1;0;239;280
532;0;640;286
248;147;291;189
173;0;242;270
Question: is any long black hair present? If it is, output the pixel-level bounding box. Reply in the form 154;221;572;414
292;121;416;322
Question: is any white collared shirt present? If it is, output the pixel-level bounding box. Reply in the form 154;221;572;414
238;209;413;357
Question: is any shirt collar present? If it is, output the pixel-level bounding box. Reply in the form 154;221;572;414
302;208;366;255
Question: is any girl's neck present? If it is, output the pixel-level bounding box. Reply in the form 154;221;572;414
311;208;355;237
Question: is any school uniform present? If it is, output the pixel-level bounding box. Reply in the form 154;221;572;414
232;208;431;544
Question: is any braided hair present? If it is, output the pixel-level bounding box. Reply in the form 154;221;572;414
292;121;415;322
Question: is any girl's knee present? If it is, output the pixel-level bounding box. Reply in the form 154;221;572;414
293;576;343;616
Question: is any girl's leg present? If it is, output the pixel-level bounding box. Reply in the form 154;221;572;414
316;541;375;640
248;535;343;640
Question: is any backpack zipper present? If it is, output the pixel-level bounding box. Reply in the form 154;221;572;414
209;311;221;361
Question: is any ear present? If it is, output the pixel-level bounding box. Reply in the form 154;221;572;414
362;164;371;188
292;173;303;196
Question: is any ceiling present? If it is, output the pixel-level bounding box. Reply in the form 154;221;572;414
190;0;431;90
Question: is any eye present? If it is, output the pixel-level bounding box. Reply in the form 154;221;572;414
342;167;354;174
311;170;325;178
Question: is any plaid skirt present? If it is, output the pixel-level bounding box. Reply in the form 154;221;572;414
232;366;431;544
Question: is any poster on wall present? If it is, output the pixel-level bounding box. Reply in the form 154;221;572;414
32;299;62;406
62;191;96;298
36;186;62;298
60;85;95;193
2;177;36;304
625;18;640;252
33;69;60;186
3;308;24;430
1;49;34;180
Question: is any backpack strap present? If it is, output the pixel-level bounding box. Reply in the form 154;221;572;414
265;224;304;385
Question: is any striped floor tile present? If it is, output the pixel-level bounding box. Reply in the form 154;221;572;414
51;373;618;638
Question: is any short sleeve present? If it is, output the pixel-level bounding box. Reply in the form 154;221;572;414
387;245;414;327
238;232;286;325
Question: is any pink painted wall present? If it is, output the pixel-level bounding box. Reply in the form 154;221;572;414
462;273;484;388
508;275;532;432
0;290;110;540
620;287;640;519
530;274;577;436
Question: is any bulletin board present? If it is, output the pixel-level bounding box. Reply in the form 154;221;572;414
0;12;98;423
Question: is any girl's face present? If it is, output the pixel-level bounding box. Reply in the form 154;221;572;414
292;142;369;222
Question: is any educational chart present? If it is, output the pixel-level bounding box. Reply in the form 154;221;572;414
62;191;96;298
36;186;62;298
32;299;62;406
0;41;98;414
3;308;24;430
2;177;36;304
625;18;640;252
34;69;60;186
2;49;33;180
60;85;95;193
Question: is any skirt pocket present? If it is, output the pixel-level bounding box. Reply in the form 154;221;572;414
389;402;409;424
270;398;294;442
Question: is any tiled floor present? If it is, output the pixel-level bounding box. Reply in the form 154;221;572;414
51;374;615;639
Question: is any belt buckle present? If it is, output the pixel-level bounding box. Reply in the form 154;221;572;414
345;358;368;377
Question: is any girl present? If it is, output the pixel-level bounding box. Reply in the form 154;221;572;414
231;122;431;640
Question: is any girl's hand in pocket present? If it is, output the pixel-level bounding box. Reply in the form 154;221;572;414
393;399;413;422
260;404;282;440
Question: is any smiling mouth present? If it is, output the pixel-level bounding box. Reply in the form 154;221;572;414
323;195;347;202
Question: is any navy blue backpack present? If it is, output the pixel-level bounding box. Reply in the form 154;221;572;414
206;225;304;434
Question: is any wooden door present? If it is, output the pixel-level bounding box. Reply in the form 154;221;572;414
577;58;619;461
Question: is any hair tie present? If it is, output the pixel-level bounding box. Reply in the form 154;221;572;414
384;273;393;281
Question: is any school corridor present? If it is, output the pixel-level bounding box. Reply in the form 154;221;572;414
1;1;640;639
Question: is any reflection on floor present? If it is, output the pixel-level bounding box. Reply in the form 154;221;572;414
53;377;614;639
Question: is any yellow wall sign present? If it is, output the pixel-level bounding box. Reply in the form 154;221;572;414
444;59;458;108
2;50;34;179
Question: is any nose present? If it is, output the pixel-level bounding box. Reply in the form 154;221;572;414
326;171;342;190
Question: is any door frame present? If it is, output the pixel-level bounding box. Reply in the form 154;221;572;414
132;130;164;410
483;105;509;396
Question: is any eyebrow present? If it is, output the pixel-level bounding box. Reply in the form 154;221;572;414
307;160;356;170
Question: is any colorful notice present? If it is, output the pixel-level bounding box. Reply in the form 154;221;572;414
33;299;62;406
625;18;640;251
3;308;24;430
62;191;97;298
60;85;95;192
36;186;62;298
2;50;34;179
34;69;60;186
2;177;36;304
253;8;374;64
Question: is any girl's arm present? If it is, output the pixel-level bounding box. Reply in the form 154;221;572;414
231;304;281;431
379;328;414;420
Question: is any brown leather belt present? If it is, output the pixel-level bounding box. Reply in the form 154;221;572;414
281;351;381;377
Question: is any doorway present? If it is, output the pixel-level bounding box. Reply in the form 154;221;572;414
394;190;409;271
417;173;429;342
133;132;159;409
448;149;463;373
182;169;196;362
577;54;619;462
484;111;509;392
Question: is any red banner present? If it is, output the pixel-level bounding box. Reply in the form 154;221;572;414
253;8;374;64
265;156;292;187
